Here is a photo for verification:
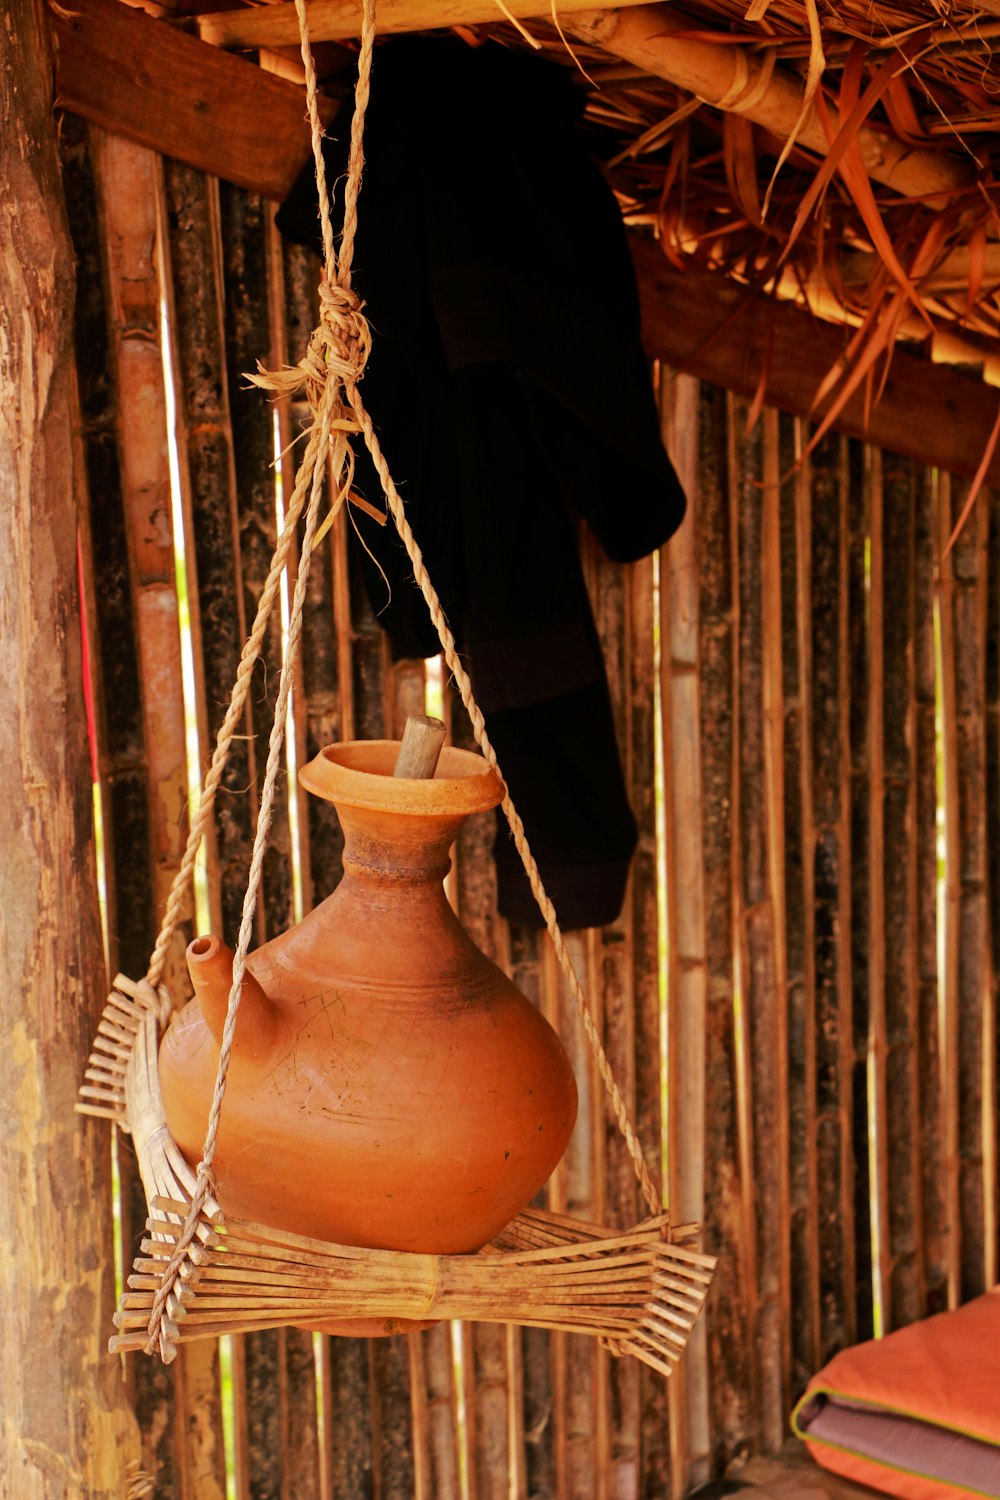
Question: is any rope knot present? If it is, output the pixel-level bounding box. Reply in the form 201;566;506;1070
316;275;371;390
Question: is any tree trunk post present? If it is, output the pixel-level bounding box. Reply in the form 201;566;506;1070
0;1;143;1494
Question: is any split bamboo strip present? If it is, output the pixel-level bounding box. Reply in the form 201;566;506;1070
629;544;673;1490
570;6;969;203
696;383;751;1468
159;160;249;942
218;182;305;1499
94;126;231;1499
61;114;184;1496
582;528;639;1496
452;700;517;1500
846;443;875;1346
913;469;951;1317
878;454;924;1331
938;479;994;1300
734;402;789;1452
780;416;821;1398
987;497;1000;1297
808;430;857;1361
659;370;712;1494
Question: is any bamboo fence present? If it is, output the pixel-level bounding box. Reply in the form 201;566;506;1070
64;119;999;1498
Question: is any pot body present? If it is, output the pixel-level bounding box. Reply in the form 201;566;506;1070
159;741;578;1334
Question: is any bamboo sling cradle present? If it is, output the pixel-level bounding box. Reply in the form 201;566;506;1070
77;0;717;1373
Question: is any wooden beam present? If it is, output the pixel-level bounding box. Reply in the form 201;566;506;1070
197;0;658;48
49;0;334;200
571;6;969;204
631;236;1000;487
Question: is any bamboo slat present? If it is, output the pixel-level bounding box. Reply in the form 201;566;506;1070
160;160;251;942
913;472;951;1317
629;544;672;1495
659;371;712;1495
734;403;789;1452
808;431;856;1362
61;113;183;1497
877;455;924;1332
697;384;751;1470
938;478;995;1300
846;443;875;1346
779;416;821;1400
220;180;293;944
582;527;639;1498
452;701;517;1500
987;495;1000;1295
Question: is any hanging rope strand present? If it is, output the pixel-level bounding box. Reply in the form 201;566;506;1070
347;388;661;1218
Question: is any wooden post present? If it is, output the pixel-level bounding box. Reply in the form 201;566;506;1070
0;0;142;1493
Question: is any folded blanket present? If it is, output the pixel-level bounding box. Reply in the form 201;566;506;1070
792;1291;1000;1498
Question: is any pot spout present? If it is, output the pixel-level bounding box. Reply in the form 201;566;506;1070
186;936;277;1064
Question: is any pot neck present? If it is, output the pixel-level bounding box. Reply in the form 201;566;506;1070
337;804;469;886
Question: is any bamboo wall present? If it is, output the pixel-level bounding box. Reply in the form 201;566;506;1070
63;119;1000;1499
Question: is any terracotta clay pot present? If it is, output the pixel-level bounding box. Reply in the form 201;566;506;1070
159;739;578;1336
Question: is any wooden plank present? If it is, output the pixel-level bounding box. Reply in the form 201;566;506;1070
632;241;1000;493
846;444;874;1346
734;403;788;1452
913;471;951;1316
326;1338;374;1499
50;0;333;201
695;383;752;1470
808;431;856;1363
778;414;821;1401
659;370;712;1495
199;0;659;47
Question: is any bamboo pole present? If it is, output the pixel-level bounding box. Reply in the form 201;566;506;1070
1;10;142;1480
199;0;658;47
660;370;712;1493
570;7;969;204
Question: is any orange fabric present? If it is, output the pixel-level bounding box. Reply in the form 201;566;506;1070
795;1290;1000;1499
802;1440;993;1500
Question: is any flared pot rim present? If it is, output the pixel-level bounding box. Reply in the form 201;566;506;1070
299;739;503;816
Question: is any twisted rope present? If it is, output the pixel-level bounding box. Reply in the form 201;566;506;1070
142;0;661;1351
